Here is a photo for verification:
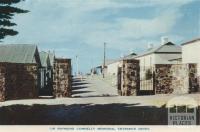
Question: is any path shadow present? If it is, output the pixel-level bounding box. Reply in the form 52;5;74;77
72;77;91;96
72;86;88;91
72;90;92;95
73;94;118;98
0;103;185;125
72;78;86;82
72;82;90;86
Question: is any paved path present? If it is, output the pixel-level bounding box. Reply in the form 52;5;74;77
72;76;118;98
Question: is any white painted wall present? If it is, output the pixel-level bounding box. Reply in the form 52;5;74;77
135;54;154;79
136;53;182;67
182;40;200;75
135;53;181;79
106;61;122;75
154;54;182;64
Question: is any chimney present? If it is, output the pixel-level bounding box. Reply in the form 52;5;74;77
147;43;154;50
161;36;169;45
120;53;125;58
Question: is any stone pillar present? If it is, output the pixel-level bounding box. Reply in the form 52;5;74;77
53;58;72;97
118;59;140;96
154;64;173;94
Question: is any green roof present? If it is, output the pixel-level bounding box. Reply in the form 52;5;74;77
135;42;181;58
0;44;40;64
39;51;55;67
48;52;55;66
39;51;49;67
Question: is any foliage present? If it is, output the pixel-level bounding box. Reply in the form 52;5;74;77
145;68;153;80
0;0;28;40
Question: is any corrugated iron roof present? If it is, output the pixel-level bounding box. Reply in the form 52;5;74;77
39;51;55;67
103;53;137;66
48;52;55;66
0;44;39;64
181;38;200;45
134;42;181;58
39;51;49;67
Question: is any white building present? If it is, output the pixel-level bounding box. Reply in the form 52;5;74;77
134;38;182;79
106;60;122;75
106;53;137;75
182;38;200;75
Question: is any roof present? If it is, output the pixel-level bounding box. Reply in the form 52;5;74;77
39;51;49;67
105;59;118;65
168;57;182;61
104;52;137;66
181;38;200;46
0;44;40;64
48;52;55;66
134;42;181;58
122;52;137;59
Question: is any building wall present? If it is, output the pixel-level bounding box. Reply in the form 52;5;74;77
136;53;182;68
135;54;154;79
107;61;122;75
154;54;181;64
182;41;200;76
135;53;182;85
0;63;38;102
53;59;72;97
118;59;140;96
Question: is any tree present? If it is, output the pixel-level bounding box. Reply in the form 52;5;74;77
0;0;28;40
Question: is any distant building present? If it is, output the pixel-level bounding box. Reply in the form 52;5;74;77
105;53;137;76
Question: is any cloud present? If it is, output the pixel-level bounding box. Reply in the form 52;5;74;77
3;0;195;51
82;7;183;51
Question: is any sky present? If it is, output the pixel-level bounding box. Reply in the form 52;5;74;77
2;0;200;74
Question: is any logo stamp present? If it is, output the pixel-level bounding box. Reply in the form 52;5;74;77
167;96;198;125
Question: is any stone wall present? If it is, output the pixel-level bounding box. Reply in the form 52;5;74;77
171;64;188;94
155;64;198;94
118;59;140;96
0;65;6;101
53;59;72;97
0;63;38;102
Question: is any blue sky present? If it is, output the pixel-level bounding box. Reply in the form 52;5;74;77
2;0;200;74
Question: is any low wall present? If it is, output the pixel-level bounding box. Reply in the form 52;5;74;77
155;64;198;94
53;59;72;97
0;63;38;101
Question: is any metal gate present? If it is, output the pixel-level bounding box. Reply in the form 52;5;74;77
117;67;122;95
139;66;155;95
